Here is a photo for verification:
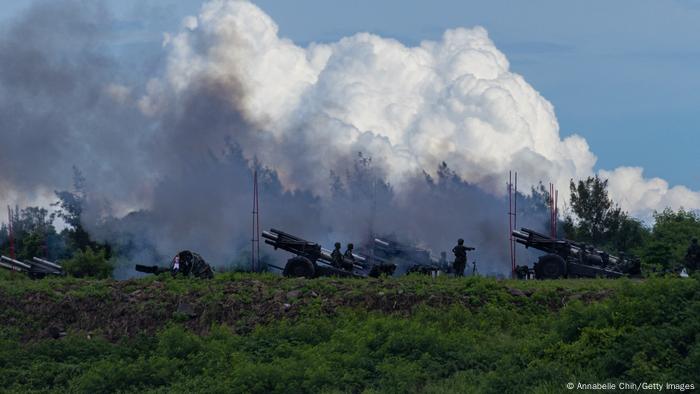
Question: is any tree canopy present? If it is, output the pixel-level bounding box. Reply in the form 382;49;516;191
563;175;646;254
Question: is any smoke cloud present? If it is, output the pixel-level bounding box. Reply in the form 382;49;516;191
1;0;699;274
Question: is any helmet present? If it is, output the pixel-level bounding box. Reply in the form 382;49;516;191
458;238;464;245
347;243;354;249
334;242;341;248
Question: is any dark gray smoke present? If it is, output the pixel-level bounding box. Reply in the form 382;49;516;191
0;1;554;277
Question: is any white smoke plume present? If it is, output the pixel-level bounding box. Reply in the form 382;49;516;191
146;0;699;220
150;0;596;198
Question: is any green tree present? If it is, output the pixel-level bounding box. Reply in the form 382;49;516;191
640;208;700;272
53;166;93;252
563;175;647;253
61;246;113;278
1;206;63;260
52;166;110;259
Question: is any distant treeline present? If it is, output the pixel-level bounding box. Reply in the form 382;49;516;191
1;171;698;278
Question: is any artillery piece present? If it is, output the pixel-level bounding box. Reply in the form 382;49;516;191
1;255;64;279
262;228;396;278
512;228;640;279
369;237;448;276
135;250;214;279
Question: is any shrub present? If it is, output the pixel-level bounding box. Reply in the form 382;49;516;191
61;247;113;278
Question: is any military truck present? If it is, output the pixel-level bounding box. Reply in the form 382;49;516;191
512;227;640;279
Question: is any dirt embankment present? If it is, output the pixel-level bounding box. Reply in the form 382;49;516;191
0;277;613;342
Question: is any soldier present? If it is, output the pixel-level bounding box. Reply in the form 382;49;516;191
452;239;468;277
685;238;700;272
331;242;343;268
171;254;181;275
171;250;214;279
343;243;355;271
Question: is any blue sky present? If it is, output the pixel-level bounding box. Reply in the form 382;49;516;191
3;0;699;189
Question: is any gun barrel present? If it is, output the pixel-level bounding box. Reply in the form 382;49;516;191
374;238;390;247
1;255;31;270
31;257;63;272
261;230;279;241
270;228;306;242
511;230;529;240
134;264;169;275
0;260;26;272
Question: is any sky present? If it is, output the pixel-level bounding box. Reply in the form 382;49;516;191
1;0;699;189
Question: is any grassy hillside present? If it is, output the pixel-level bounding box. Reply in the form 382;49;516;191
1;273;698;393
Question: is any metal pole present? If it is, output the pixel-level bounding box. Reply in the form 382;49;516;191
7;206;15;260
255;170;260;272
550;183;555;238
251;182;254;273
514;172;517;272
252;169;260;273
554;189;558;239
508;172;514;278
514;172;518;228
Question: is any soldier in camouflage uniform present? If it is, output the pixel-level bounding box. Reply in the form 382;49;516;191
342;243;355;271
170;250;214;279
452;239;468;277
331;242;343;268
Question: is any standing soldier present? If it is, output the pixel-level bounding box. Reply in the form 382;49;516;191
343;243;356;271
685;238;700;273
331;242;343;268
452;239;468;277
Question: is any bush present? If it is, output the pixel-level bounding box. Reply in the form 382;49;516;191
0;276;697;393
61;247;113;278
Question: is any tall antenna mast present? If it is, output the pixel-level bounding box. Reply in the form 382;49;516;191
7;206;15;259
554;188;558;239
549;183;559;238
508;171;518;278
251;169;260;272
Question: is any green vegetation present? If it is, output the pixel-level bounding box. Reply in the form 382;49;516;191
563;175;646;254
563;176;700;272
639;209;700;272
0;275;698;393
2;172;699;279
60;247;113;279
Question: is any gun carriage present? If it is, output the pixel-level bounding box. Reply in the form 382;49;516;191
262;228;396;278
512;227;640;279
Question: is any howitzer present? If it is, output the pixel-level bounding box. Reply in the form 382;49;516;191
512;228;640;279
134;250;214;279
262;228;396;278
1;255;64;278
370;237;457;276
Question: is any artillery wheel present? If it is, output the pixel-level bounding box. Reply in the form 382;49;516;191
283;256;316;278
535;254;566;279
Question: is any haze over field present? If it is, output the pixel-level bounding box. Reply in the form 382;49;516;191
0;0;698;270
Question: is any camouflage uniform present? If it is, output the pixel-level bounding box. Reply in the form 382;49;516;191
171;250;214;279
331;243;343;268
452;239;468;277
342;244;355;271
